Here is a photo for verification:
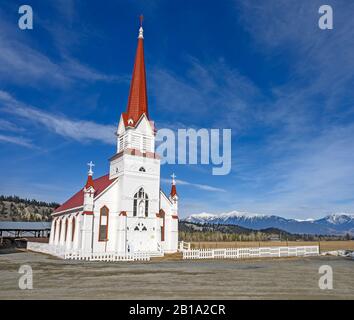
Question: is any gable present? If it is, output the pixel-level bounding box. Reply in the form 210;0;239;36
134;114;155;136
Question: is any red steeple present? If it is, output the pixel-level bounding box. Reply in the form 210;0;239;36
123;16;149;126
85;175;94;189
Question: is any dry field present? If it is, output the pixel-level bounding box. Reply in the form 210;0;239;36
190;240;354;252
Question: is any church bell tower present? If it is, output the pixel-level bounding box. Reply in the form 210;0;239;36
109;16;161;220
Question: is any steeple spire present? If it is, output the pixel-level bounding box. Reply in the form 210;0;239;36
124;15;149;126
85;161;95;189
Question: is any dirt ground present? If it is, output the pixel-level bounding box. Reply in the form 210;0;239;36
0;250;353;299
190;240;354;252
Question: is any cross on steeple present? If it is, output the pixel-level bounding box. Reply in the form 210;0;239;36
170;173;177;198
138;15;144;39
87;161;95;176
171;173;176;185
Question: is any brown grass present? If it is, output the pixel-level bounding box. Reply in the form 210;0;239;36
190;240;354;252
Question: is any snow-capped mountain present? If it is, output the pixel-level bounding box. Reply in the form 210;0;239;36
183;211;354;235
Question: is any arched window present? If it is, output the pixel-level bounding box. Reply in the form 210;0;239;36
159;210;165;242
139;167;146;172
133;188;149;217
59;219;63;241
99;206;109;241
71;217;76;242
64;218;68;241
53;218;57;239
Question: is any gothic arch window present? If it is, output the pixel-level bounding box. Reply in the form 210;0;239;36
53;218;57;239
64;218;68;241
159;210;166;242
99;206;109;241
71;217;76;242
58;219;62;241
133;188;149;217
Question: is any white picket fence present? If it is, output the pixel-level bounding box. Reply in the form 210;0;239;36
182;245;319;260
27;242;150;262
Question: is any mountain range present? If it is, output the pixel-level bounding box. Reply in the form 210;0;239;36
183;211;354;235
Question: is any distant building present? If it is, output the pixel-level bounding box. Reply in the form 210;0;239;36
49;19;179;257
0;221;51;238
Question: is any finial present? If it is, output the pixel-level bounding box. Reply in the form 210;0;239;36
87;161;95;176
138;14;144;39
171;173;176;185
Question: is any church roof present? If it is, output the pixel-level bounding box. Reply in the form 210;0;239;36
54;174;117;214
122;20;149;127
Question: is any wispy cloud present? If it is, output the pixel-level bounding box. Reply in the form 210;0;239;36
0;8;125;88
0;119;24;133
151;57;263;130
216;0;354;218
0;91;115;145
161;177;226;192
154;2;354;218
0;134;35;149
236;0;354;129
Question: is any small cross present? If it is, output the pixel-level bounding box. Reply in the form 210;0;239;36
139;14;144;27
171;173;176;184
87;161;95;175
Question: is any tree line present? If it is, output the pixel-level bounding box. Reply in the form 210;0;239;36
0;195;59;208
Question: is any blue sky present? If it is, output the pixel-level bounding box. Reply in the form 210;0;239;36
1;0;354;219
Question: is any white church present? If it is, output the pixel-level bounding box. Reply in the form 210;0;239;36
48;20;179;258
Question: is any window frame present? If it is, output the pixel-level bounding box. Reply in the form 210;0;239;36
64;218;68;241
71;217;76;242
98;206;109;242
133;188;149;217
58;219;62;241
